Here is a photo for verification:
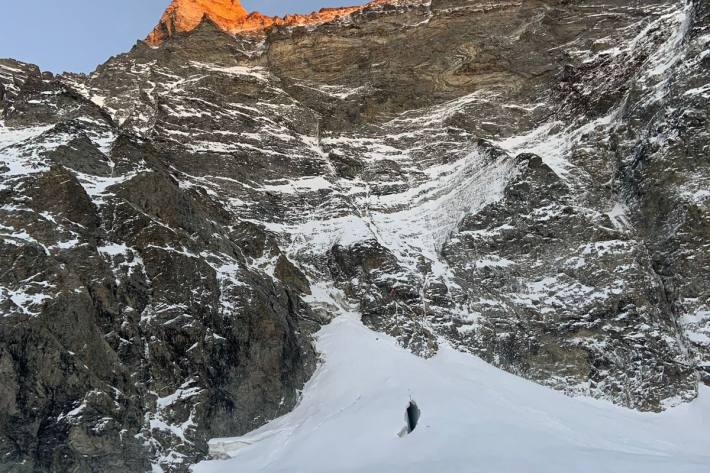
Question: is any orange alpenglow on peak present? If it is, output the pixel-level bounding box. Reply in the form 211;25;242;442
147;0;248;43
146;0;365;44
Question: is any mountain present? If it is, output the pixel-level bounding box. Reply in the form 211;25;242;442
0;0;708;471
146;0;364;44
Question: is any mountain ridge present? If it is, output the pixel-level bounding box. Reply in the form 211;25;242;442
146;0;379;44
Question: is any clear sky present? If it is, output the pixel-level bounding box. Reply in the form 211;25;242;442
0;1;360;74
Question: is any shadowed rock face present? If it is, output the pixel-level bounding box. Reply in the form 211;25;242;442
1;0;709;471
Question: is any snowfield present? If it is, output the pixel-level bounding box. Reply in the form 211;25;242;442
194;307;710;473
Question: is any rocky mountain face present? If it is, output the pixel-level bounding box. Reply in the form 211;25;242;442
0;0;708;471
146;0;365;44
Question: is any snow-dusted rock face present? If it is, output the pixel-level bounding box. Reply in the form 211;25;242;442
0;0;708;471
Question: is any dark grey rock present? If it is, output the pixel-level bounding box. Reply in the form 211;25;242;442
0;0;708;471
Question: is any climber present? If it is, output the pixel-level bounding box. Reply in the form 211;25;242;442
398;399;421;437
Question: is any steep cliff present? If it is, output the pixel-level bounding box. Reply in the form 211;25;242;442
0;0;708;471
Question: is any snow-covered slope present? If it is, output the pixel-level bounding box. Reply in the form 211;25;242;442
197;297;710;473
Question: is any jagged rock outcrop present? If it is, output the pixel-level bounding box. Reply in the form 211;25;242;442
1;0;708;471
146;0;365;44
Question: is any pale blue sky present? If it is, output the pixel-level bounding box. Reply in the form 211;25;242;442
0;1;358;74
